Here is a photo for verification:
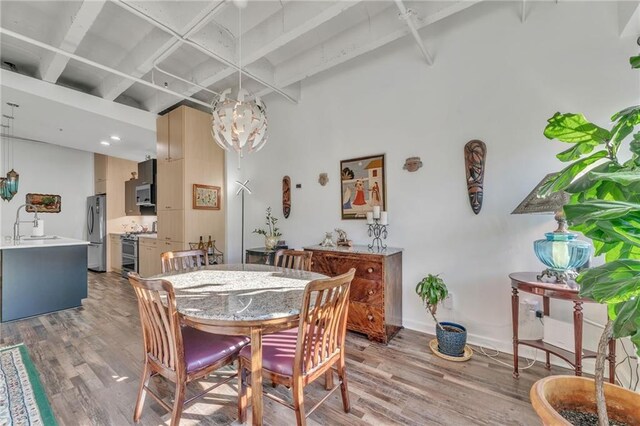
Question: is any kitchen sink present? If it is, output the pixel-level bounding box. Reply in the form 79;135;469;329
21;235;60;241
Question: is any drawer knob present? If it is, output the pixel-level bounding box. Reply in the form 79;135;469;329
367;268;373;273
368;289;375;295
367;314;374;321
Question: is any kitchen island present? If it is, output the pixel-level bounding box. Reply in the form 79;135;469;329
0;237;89;322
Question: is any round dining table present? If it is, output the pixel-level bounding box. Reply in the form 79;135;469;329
157;263;327;426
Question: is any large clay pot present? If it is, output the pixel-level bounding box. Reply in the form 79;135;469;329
530;376;640;425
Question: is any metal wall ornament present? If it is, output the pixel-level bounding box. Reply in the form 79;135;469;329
464;140;486;215
403;157;423;172
282;175;291;218
318;173;329;186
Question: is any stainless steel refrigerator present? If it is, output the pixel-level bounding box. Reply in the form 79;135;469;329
87;194;106;272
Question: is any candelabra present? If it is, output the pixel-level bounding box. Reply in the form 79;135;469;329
367;219;388;251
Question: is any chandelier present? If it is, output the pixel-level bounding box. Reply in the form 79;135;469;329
1;102;20;202
211;6;268;158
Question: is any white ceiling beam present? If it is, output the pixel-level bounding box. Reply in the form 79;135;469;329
394;0;433;65
97;0;227;101
39;0;106;83
618;1;640;38
149;1;361;113
258;1;480;98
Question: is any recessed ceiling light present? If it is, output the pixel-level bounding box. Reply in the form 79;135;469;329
110;135;120;141
100;141;110;146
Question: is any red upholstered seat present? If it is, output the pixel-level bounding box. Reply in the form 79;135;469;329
239;328;299;376
182;326;249;373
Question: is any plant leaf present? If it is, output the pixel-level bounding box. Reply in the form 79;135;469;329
589;171;640;186
556;141;599;162
610;298;640;338
631;55;640;69
544;113;610;144
539;150;608;196
577;259;640;303
564;200;640;224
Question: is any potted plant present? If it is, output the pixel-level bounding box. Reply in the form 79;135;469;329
415;274;467;357
530;53;640;426
253;207;282;250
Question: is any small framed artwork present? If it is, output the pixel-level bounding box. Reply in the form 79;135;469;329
192;184;221;210
26;193;62;213
340;154;386;220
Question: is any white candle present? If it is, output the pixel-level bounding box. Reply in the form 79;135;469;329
373;206;381;219
380;211;388;225
366;212;374;224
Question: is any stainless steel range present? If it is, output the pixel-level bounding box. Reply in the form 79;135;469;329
120;232;156;277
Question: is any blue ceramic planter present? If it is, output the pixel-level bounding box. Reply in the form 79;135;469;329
436;322;467;357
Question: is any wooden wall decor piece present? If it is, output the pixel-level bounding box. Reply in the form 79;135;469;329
464;140;486;215
282;175;291;218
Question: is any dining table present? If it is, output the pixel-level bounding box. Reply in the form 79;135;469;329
157;263;327;426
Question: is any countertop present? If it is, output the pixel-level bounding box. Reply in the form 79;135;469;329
0;236;90;250
304;244;403;256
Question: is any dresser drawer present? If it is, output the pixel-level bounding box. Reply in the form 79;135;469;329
347;302;384;336
309;252;383;280
353;261;383;281
350;278;383;305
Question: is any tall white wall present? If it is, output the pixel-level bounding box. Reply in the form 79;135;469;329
224;2;638;377
1;140;93;240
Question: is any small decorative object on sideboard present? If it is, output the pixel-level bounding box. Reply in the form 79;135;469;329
253;207;282;250
464;140;486;215
415;274;471;361
366;207;388;251
335;228;352;247
319;231;335;248
403;156;423;172
318;173;329;186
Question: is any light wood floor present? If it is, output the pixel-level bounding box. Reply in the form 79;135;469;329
0;272;562;425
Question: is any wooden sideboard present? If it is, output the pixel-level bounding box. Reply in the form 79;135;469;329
304;245;403;343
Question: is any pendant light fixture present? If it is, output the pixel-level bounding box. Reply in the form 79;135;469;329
1;102;20;202
211;4;268;159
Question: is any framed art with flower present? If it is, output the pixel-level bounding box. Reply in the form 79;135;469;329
192;184;221;210
340;154;386;219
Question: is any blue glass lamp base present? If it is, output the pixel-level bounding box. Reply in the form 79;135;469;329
537;268;578;284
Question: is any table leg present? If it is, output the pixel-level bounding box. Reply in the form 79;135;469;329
250;328;263;426
512;287;519;378
608;339;616;384
573;301;584;376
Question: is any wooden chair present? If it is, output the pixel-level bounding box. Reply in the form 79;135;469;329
161;249;208;273
128;272;248;425
273;249;313;271
237;268;356;425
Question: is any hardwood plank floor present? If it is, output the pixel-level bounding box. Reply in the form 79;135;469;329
0;272;561;425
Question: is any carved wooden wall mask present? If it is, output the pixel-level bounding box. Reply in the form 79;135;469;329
282;175;291;218
464;140;486;215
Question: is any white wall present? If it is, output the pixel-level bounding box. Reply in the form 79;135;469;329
1;140;93;240
225;2;638;379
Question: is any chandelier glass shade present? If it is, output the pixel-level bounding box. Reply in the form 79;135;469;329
211;88;268;157
1;102;20;202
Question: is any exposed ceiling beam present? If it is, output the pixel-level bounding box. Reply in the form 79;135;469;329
394;0;433;65
39;0;106;83
618;1;640;38
149;1;361;113
97;0;227;101
257;1;481;99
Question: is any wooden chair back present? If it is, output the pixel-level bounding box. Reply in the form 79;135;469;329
274;249;313;271
161;249;208;274
128;272;184;376
294;268;355;378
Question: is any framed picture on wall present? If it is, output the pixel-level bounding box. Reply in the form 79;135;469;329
25;193;62;213
192;184;221;210
340;154;386;219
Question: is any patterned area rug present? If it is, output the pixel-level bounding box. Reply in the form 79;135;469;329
0;344;57;426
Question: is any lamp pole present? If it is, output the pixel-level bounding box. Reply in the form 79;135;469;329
235;180;252;264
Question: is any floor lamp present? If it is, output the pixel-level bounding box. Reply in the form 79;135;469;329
235;180;252;264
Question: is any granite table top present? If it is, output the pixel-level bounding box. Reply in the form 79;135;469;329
156;264;326;323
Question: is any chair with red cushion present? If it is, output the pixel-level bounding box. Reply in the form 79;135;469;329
128;272;248;425
237;268;355;425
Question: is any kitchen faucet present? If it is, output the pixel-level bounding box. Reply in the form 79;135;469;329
13;203;40;242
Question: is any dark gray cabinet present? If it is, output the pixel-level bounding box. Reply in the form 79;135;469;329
138;159;156;185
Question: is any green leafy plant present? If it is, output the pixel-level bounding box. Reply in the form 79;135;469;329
540;59;640;425
252;207;282;237
415;274;448;331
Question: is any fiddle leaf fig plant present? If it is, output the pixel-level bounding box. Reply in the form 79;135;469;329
539;58;640;425
415;274;448;331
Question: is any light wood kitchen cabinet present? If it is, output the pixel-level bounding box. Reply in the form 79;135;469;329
109;234;122;273
156;105;225;254
138;237;161;277
157;159;184;210
94;154;107;194
125;179;141;216
94;154;138;220
157;210;184;243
